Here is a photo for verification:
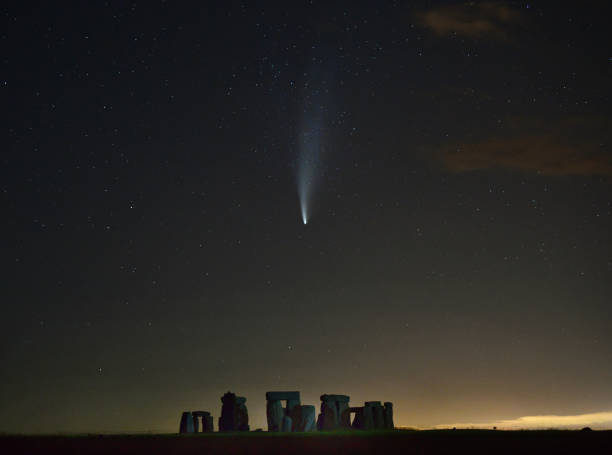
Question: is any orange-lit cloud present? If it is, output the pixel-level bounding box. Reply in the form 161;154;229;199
417;1;521;39
440;134;612;176
434;411;612;430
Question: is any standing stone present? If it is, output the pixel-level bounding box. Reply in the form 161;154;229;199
219;392;249;431
300;405;316;432
351;407;364;430
318;399;338;430
203;414;214;432
366;402;385;429
179;411;195;433
337;401;350;428
318;395;350;431
265;391;301;432
193;414;200;433
286;399;300;415
383;402;394;429
281;415;293;433
192;411;212;433
362;405;374;430
219;392;237;431
236;396;250;431
266;399;284;432
373;406;385;429
289;404;302;432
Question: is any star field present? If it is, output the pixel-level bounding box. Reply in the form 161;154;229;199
1;1;611;432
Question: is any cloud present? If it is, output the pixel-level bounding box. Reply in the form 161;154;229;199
437;115;612;176
434;411;612;430
417;1;521;39
440;135;612;176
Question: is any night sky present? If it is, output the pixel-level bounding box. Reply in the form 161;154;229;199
2;1;611;433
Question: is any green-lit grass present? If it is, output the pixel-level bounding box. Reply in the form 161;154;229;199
1;429;610;454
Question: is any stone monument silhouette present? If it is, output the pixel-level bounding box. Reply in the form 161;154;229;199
218;391;249;432
265;391;316;432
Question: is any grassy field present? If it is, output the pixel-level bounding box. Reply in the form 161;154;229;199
1;429;611;454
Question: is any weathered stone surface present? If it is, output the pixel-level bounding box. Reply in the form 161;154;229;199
203;414;214;432
219;392;236;432
351;407;364;430
266;399;284;432
371;404;385;429
286;399;300;414
219;391;249;431
383;402;394;429
337;401;350;428
289;404;315;432
299;405;316;432
237;398;249;431
288;404;302;432
179;411;195;433
266;391;304;432
281;415;293;433
189;411;212;433
365;401;382;407
318;400;338;430
265;391;300;401
320;394;350;403
362;406;374;430
317;394;351;430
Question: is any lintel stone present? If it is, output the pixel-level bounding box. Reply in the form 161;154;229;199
266;391;300;401
320;394;350;402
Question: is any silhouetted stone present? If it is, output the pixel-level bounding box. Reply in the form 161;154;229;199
266;399;284;432
363;405;374;430
383;402;394;429
237;398;249;431
179;412;195;433
366;402;385;429
317;394;351;430
351;407;364;430
203;414;214;432
265;391;303;432
219;391;249;432
320;394;350;403
337;401;350;428
282;415;293;432
288;404;303;432
300;405;316;432
192;411;213;433
266;391;300;401
287;399;300;414
318;399;338;430
350;405;376;430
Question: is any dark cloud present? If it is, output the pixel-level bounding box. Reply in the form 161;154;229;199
437;117;612;176
417;1;521;39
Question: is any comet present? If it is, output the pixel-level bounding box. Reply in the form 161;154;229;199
294;58;335;226
296;118;322;226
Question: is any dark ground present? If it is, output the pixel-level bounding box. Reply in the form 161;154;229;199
2;430;612;455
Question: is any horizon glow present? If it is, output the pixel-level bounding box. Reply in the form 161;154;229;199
432;410;612;430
